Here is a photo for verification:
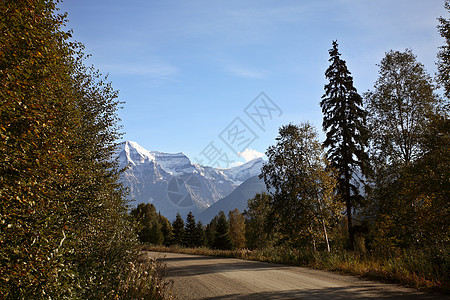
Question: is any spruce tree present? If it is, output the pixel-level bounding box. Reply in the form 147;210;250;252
213;211;233;250
172;213;185;246
131;203;164;244
320;41;369;250
194;221;206;247
206;216;218;248
184;211;197;248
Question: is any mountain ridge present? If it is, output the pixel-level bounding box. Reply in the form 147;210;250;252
116;141;265;220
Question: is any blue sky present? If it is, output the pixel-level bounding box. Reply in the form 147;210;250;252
59;0;447;168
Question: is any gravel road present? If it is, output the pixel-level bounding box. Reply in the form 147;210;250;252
147;251;447;300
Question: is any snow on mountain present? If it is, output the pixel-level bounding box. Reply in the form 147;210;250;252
116;141;264;220
221;158;264;185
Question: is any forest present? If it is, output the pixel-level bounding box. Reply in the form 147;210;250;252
1;0;449;298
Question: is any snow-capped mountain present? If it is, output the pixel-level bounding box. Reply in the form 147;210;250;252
116;141;264;220
221;158;264;185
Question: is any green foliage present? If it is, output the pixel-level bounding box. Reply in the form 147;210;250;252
131;203;170;245
184;211;205;248
364;49;447;251
260;122;341;250
244;193;273;250
365;49;441;167
159;213;174;246
213;211;233;250
205;215;218;248
195;221;207;248
171;213;185;246
320;40;369;250
0;1;168;298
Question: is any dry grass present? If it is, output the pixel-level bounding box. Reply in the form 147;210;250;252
118;251;175;299
143;245;449;295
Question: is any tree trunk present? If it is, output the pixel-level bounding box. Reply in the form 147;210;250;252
322;219;330;252
345;171;355;250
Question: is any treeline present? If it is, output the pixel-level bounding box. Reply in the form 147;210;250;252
131;204;248;251
1;1;170;299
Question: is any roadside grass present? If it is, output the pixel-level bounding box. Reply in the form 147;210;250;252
119;252;175;299
143;245;449;294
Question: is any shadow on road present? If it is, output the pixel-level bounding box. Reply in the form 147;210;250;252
201;286;446;300
165;258;291;277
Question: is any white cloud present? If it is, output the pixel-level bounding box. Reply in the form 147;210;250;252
238;148;265;162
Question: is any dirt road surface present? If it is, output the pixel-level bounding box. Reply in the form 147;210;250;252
147;251;447;299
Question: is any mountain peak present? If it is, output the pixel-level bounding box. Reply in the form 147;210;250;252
116;140;265;220
118;140;154;166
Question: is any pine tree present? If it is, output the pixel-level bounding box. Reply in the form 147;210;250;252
206;216;218;248
194;221;207;247
184;211;197;248
172;213;185;246
213;211;233;250
320;40;369;250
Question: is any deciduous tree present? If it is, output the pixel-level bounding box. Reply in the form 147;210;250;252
228;209;246;249
260;123;341;250
244;193;273;250
365;49;440;167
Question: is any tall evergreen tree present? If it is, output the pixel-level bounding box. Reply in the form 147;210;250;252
320;41;369;250
205;216;218;248
213;211;233;250
184;211;197;248
194;221;207;247
172;213;185;246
